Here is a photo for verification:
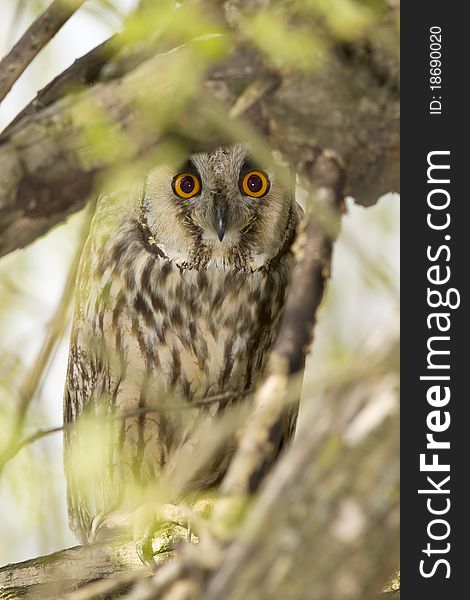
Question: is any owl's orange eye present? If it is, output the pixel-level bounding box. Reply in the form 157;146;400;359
241;170;270;198
173;173;201;199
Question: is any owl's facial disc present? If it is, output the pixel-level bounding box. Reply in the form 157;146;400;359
140;145;297;269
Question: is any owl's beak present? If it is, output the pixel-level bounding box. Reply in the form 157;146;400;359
214;202;228;241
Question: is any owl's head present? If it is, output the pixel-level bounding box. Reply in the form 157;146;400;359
138;145;300;270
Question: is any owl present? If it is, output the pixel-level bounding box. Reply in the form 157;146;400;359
64;145;303;544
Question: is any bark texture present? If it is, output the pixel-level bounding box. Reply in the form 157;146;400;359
0;0;86;103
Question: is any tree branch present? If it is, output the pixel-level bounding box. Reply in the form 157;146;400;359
205;373;399;600
0;0;87;104
0;541;147;599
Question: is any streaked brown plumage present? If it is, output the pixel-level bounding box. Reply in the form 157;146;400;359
64;145;302;542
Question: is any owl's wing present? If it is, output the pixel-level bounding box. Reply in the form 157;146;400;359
64;298;121;542
64;340;96;542
63;199;134;542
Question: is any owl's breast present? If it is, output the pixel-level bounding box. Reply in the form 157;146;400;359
93;251;290;405
153;261;286;400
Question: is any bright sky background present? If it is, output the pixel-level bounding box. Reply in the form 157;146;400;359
0;0;399;565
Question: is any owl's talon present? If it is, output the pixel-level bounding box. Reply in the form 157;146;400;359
133;504;185;569
135;537;158;571
132;499;214;567
134;519;177;570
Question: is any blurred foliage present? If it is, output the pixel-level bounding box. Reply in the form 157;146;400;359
0;0;398;567
242;10;324;71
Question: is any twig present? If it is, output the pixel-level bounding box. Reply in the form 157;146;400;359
1;388;255;469
2;425;64;463
0;0;87;104
229;75;280;119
